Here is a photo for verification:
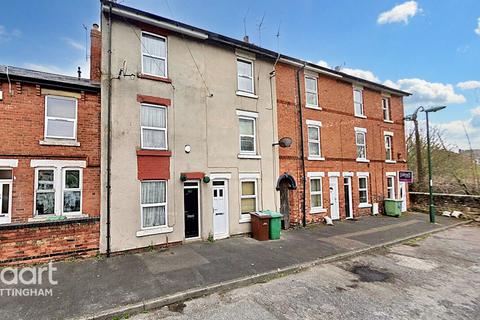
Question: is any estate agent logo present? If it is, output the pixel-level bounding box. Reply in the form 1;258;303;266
0;262;57;297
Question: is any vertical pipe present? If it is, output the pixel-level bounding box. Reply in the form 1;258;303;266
425;111;435;223
414;118;423;188
296;65;306;227
106;2;113;256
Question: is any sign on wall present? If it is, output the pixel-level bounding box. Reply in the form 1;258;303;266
398;171;414;183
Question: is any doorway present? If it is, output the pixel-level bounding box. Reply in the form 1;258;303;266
343;176;353;219
329;176;340;220
212;180;229;239
184;181;200;239
0;169;13;225
399;181;407;212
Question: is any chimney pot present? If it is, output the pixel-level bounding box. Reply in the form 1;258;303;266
92;23;99;30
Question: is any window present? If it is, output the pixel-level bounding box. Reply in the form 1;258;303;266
386;176;396;199
310;177;323;211
308;125;321;157
382;97;391;121
63;169;82;214
45;96;77;140
240;180;257;217
35;167;83;216
0;169;13;224
305;76;318;108
237;58;254;93
141;104;167;150
385;135;393;161
141;181;167;229
239;117;256;154
355;128;367;161
141;32;167;77
358;176;369;205
353;87;364;117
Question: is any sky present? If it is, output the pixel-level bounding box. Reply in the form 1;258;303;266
0;0;479;149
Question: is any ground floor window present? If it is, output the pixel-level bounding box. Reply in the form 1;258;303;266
141;181;167;229
240;179;257;219
386;176;396;199
358;176;369;205
35;167;83;216
310;177;323;211
0;169;13;224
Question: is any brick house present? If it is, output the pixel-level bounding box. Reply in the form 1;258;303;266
274;60;410;226
0;63;101;265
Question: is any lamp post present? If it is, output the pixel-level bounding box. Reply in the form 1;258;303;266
404;106;425;188
406;105;446;223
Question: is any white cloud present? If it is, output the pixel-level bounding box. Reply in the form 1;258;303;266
475;17;480;35
377;1;420;25
384;78;466;108
341;67;380;82
457;80;480;90
0;25;21;43
23;58;90;78
433;108;480;150
62;37;85;51
316;60;329;68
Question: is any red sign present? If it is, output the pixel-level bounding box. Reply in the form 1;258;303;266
399;171;414;183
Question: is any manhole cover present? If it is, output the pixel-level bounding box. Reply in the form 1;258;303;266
350;265;391;282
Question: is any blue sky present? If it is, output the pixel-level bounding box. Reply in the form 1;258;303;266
1;0;479;149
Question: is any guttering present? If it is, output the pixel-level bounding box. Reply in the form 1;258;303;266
105;2;113;258
280;58;342;79
296;63;307;228
101;4;208;40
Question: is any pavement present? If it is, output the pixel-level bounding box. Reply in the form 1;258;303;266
0;212;467;320
131;223;480;320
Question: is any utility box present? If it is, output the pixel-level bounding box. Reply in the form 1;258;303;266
384;199;402;217
250;212;271;241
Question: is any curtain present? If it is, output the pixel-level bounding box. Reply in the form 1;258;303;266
142;56;165;77
142;181;166;204
142;34;166;58
141;105;166;128
143;206;166;227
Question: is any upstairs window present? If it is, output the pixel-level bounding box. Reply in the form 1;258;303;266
141;32;167;77
141;104;167;150
355;128;367;161
385;134;393;161
305;76;318;108
237;58;254;93
45;96;77;140
308;124;321;157
239;117;256;154
353;87;364;117
382;97;391;121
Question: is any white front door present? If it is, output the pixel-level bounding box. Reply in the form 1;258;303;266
399;182;407;212
329;176;340;220
213;180;229;239
0;181;12;224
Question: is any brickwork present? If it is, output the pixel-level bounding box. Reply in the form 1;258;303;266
276;62;409;225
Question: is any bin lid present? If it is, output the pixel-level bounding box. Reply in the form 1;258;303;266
250;211;271;217
262;210;283;218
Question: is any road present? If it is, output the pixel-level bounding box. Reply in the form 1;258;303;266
131;224;480;320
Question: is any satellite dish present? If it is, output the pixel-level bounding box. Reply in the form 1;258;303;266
278;137;292;148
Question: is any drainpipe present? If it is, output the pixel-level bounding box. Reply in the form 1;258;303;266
296;64;307;227
105;2;113;257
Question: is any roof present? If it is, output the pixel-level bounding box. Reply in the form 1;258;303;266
102;0;410;97
0;65;100;92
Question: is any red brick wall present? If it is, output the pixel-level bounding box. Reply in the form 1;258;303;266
276;62;409;225
0;80;101;264
90;24;101;82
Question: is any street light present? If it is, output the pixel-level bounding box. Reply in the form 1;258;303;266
404;106;426;188
421;105;446;223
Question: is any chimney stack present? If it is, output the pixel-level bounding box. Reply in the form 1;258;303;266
90;23;101;82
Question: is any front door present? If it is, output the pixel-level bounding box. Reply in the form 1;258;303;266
343;177;353;219
184;181;200;239
399;182;407;212
0;169;13;225
212;180;229;239
329;176;340;220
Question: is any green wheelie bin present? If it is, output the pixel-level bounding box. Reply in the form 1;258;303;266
263;210;283;240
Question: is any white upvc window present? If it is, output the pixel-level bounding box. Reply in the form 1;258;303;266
141;103;167;150
305;76;319;108
44;95;77;140
382;97;391;121
237;58;254;93
310;177;324;212
34;167;83;216
355;127;368;161
307;120;322;158
239;116;256;154
386;175;396;199
141;32;167;78
353;86;364;117
240;179;257;220
385;134;393;161
0;169;13;224
358;175;369;205
140;180;167;229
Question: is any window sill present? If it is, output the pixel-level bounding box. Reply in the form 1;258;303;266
238;154;261;159
239;216;251;223
385;160;397;164
384;120;394;124
356;158;370;163
306;105;322;110
28;213;88;222
355;114;367;119
236;91;258;99
307;156;325;161
310;208;327;214
39;139;80;147
358;203;372;209
137;73;172;83
136;226;173;237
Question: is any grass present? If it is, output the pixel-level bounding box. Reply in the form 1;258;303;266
403;234;431;247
